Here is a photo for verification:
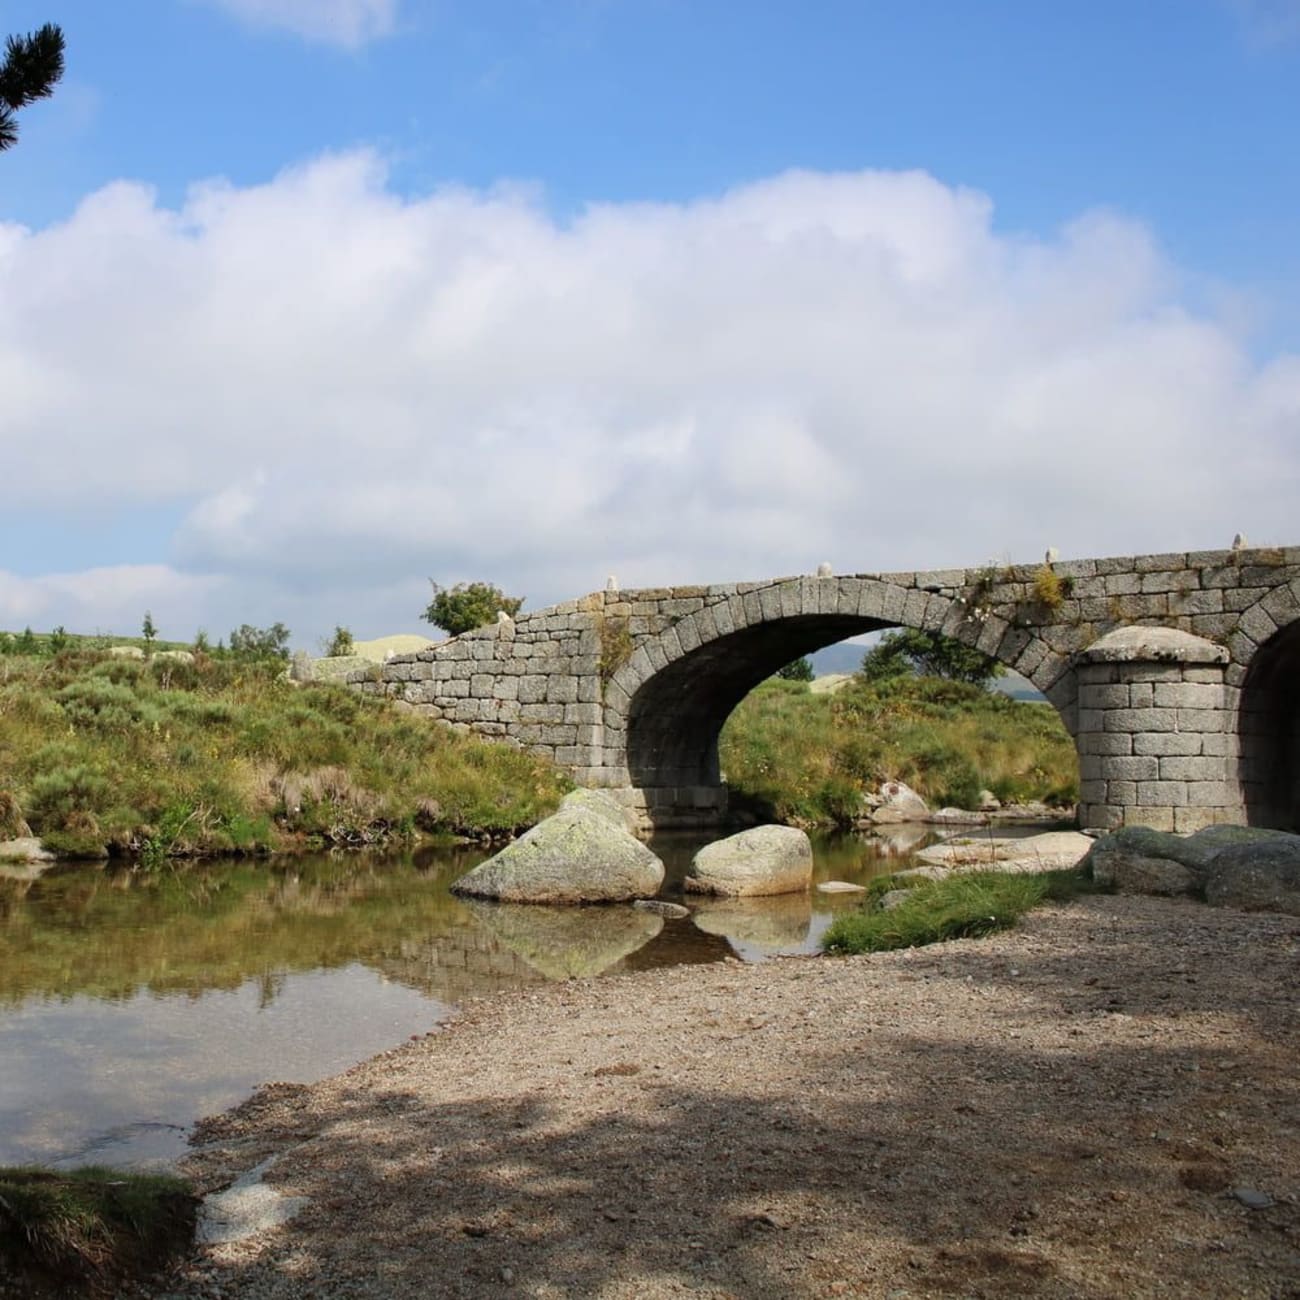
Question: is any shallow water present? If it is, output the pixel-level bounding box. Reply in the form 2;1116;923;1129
0;826;952;1169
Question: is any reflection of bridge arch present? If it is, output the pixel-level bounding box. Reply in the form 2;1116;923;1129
605;577;1065;808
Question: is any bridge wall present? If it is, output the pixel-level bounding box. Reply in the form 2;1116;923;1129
351;547;1300;833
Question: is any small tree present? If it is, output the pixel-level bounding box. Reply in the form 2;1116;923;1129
48;625;68;654
422;581;524;636
859;628;1003;688
141;611;157;654
0;24;65;153
776;656;814;682
324;625;354;657
228;622;291;660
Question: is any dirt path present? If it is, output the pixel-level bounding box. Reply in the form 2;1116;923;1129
155;896;1299;1299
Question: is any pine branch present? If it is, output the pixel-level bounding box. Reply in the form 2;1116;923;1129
0;105;16;153
0;23;65;111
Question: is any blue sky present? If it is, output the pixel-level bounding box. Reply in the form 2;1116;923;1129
1;1;1298;645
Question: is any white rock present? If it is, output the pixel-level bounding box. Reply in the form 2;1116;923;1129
685;825;813;898
197;1158;309;1246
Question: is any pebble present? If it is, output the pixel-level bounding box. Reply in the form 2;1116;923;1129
1230;1187;1274;1210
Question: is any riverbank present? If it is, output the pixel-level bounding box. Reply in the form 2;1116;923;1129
154;895;1298;1299
0;650;567;860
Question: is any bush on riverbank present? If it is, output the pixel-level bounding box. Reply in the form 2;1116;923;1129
0;651;568;858
822;868;1097;954
0;1165;194;1292
719;675;1077;827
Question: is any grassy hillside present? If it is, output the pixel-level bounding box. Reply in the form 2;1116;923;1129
719;674;1077;828
0;650;568;860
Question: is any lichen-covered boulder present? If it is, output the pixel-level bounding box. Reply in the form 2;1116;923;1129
1084;826;1215;895
451;805;664;904
1083;824;1300;908
1204;840;1300;916
684;825;813;897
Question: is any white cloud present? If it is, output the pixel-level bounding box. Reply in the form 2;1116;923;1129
0;567;226;640
0;154;1297;645
196;0;399;49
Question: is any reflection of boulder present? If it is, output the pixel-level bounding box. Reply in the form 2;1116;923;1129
452;804;664;904
864;824;932;858
462;901;663;979
685;825;812;897
690;893;812;952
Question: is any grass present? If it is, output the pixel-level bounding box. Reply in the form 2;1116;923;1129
822;868;1099;955
0;1165;195;1290
719;674;1078;828
0;649;569;859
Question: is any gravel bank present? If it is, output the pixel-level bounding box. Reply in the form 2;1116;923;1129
154;897;1299;1298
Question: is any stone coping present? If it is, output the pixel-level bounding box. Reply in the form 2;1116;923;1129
1077;625;1229;665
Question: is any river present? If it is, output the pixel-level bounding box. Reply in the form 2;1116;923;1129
0;825;944;1169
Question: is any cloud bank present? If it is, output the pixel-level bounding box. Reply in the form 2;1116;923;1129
1;154;1296;643
196;0;399;49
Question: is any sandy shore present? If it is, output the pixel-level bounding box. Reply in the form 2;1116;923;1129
153;896;1299;1299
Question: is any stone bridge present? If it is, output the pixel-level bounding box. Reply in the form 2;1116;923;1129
351;547;1300;833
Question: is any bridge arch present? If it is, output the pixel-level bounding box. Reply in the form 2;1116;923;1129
603;576;1067;822
1239;619;1300;831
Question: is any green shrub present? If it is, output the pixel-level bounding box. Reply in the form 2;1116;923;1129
27;766;110;828
56;678;155;731
422;582;523;636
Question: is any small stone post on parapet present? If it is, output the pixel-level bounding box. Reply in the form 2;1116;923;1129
1074;626;1243;833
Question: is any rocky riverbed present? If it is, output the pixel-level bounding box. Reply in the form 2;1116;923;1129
140;894;1300;1300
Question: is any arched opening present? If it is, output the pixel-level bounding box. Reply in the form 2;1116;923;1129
1240;621;1300;830
623;613;1077;830
626;615;886;790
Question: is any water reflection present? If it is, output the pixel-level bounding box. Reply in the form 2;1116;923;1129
463;901;663;979
0;829;922;1168
690;894;814;954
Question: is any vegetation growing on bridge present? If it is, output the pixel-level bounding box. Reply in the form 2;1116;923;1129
422;580;524;635
719;674;1077;828
0;649;567;860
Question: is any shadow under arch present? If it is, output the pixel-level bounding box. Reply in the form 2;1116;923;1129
1239;620;1300;830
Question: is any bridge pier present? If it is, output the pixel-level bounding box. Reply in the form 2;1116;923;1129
1074;627;1244;833
603;784;729;831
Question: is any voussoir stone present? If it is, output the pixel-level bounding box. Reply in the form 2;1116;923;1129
451;806;664;905
684;825;813;897
1204;839;1300;916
